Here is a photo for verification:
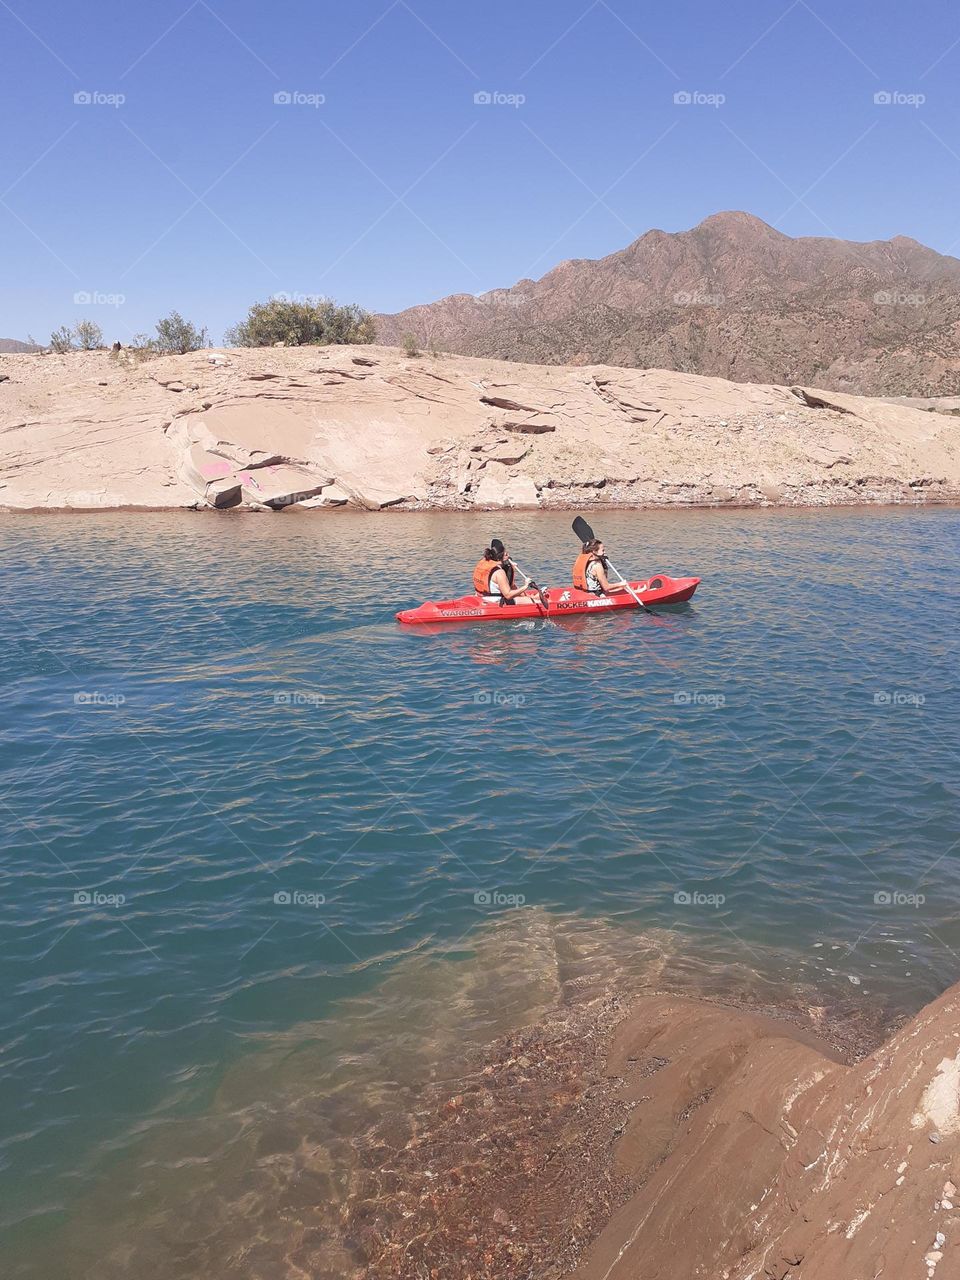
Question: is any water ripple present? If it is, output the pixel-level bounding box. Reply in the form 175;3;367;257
0;507;958;1273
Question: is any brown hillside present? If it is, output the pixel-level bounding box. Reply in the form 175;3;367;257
377;212;960;396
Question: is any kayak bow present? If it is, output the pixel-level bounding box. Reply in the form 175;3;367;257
395;575;700;625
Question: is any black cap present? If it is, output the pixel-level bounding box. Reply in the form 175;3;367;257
491;538;505;557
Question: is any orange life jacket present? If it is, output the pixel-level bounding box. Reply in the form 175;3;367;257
572;552;600;592
472;558;515;595
473;559;498;594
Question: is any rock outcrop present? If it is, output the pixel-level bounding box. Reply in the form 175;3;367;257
573;982;960;1280
334;953;960;1280
1;343;959;512
350;965;960;1280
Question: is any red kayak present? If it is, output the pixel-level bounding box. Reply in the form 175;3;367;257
396;575;700;625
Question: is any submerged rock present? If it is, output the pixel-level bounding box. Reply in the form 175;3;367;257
345;980;960;1280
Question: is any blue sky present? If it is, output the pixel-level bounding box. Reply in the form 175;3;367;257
2;0;960;344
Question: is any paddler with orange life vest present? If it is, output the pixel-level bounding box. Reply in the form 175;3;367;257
572;539;630;596
472;538;541;604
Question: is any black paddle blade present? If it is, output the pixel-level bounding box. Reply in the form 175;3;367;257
572;516;595;544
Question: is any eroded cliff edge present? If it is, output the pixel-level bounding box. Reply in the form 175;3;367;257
2;344;959;512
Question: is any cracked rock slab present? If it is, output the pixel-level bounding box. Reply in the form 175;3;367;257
2;345;960;512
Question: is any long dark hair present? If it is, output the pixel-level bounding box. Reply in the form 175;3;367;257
482;546;504;562
582;539;607;568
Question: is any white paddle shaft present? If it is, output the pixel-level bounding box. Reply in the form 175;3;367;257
510;560;549;613
605;559;649;612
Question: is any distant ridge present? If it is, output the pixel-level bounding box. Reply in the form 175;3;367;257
376;212;960;396
0;338;41;354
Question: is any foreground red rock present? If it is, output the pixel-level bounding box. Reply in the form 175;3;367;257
1;344;959;512
356;983;960;1280
572;985;960;1280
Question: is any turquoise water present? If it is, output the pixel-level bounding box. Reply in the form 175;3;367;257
2;506;959;1276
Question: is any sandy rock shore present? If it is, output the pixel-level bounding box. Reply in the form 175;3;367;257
2;344;959;513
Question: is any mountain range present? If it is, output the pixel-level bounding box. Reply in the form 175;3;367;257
376;212;960;395
0;338;41;354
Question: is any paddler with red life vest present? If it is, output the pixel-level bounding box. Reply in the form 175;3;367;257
572;539;630;596
472;538;540;604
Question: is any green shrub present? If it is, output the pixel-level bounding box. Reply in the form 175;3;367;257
74;319;103;350
49;320;103;352
401;332;420;358
153;312;207;355
49;325;74;353
225;296;375;348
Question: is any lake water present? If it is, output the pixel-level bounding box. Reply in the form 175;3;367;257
2;506;958;1277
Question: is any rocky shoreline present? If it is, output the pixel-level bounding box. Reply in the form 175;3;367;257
2;345;960;514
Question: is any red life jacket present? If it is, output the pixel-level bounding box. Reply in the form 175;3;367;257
472;558;515;595
572;552;600;592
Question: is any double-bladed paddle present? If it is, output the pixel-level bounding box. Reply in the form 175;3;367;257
572;516;650;612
